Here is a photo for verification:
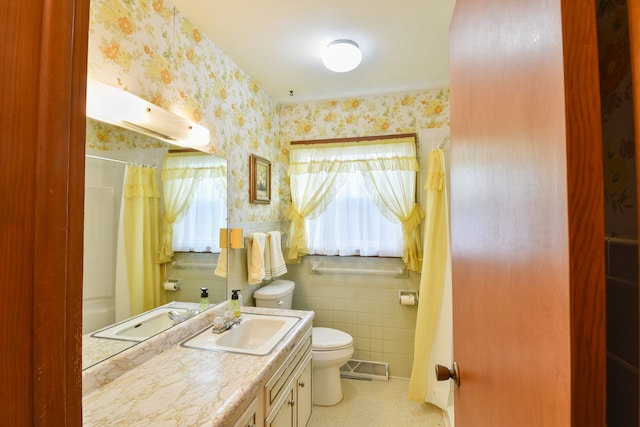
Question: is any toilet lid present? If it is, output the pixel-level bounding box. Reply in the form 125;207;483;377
312;327;353;350
253;280;295;300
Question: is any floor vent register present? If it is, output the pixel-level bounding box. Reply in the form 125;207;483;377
340;359;389;381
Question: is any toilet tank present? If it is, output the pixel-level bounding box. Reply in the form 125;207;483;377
253;280;295;309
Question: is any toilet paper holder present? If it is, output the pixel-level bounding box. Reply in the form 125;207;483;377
398;290;418;305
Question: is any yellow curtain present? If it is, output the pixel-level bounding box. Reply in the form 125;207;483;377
358;142;424;271
408;149;448;401
123;165;164;315
157;152;226;263
286;136;423;271
284;161;345;263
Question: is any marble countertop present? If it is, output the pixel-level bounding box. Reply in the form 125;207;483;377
82;305;314;426
82;301;201;370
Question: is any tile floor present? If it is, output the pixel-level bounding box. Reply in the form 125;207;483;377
307;377;447;427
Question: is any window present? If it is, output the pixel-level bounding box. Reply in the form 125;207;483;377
157;152;226;262
285;135;423;271
306;172;403;256
172;175;226;252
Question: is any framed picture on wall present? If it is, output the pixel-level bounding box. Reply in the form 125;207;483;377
249;154;271;204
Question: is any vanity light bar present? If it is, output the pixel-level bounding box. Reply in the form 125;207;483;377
86;79;210;148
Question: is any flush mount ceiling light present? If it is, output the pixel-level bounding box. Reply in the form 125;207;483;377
86;79;210;148
322;39;362;73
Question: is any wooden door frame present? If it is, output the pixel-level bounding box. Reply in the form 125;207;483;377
1;0;89;424
627;0;640;421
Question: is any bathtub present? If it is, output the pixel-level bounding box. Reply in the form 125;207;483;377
83;298;115;335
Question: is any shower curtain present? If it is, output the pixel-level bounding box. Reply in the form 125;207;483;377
123;165;164;316
408;147;453;412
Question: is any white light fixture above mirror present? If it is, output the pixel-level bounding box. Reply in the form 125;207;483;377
86;79;210;148
322;39;362;73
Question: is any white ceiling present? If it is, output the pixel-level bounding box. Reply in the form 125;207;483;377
170;0;456;105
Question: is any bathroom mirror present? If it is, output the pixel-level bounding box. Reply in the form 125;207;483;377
82;118;228;369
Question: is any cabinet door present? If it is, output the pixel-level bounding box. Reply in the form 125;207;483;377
267;387;295;427
233;395;263;427
296;357;312;427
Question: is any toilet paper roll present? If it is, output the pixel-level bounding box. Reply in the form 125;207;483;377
400;294;416;306
163;281;180;291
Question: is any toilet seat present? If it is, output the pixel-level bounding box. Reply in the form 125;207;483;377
312;327;353;351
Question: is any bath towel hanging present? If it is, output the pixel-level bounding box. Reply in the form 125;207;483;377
267;231;288;278
214;248;227;278
247;232;267;284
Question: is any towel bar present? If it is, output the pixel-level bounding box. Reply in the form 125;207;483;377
310;261;406;278
172;261;217;269
244;230;286;242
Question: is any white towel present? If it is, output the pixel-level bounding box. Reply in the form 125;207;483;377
247;232;267;284
263;235;273;281
214;248;227;278
267;231;288;278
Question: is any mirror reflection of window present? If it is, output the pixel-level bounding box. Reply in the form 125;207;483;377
172;175;226;252
161;152;227;255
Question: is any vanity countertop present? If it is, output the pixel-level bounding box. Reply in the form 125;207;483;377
82;306;314;426
82;301;201;370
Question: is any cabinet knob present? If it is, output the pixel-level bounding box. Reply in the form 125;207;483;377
288;399;295;407
299;381;305;388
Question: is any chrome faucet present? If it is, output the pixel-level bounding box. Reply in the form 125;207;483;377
167;309;197;324
211;311;242;334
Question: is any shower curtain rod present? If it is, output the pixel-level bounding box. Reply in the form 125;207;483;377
85;154;155;168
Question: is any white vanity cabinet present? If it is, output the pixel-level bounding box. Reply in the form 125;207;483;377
264;329;313;427
233;394;264;427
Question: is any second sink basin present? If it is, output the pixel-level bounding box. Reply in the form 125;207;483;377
181;313;300;355
91;306;194;342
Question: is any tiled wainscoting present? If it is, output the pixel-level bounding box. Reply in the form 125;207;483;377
606;237;638;426
165;252;226;305
285;256;421;378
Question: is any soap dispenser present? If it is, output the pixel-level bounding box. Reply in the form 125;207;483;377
199;287;210;312
230;289;241;317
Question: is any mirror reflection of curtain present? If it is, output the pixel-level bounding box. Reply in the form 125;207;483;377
157;153;227;262
123;165;163;315
114;185;130;322
285;136;424;272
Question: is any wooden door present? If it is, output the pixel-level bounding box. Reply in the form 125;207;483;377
0;0;89;424
627;0;640;422
448;0;605;425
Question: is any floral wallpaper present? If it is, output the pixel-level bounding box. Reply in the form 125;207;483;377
276;89;450;209
597;0;637;238
87;0;281;224
86;0;451;226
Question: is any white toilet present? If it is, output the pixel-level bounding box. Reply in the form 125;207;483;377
254;280;354;406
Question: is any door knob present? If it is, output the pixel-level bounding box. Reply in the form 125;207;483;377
435;362;460;386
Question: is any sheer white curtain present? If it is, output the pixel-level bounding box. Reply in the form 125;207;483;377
285;149;347;262
286;136;423;271
157;152;226;262
171;170;226;252
307;173;404;256
359;142;424;271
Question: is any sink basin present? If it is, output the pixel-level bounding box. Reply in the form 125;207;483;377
91;306;194;342
181;313;300;355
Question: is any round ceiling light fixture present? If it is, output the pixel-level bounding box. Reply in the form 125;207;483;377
322;39;362;73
